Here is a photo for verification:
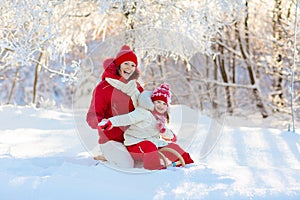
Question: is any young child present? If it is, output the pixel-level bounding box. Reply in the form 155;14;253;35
99;83;194;170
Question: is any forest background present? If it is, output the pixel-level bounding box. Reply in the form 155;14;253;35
0;0;299;130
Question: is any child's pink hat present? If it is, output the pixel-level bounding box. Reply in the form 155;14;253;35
151;83;171;105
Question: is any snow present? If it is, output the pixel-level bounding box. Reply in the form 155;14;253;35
1;105;300;200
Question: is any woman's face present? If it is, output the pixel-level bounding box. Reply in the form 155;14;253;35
153;100;168;114
118;61;136;80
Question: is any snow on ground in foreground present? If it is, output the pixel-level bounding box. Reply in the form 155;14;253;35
0;105;300;200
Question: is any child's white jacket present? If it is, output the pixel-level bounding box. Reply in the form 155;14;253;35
109;91;173;147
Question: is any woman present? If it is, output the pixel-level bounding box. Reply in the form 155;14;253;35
86;45;143;168
99;83;194;170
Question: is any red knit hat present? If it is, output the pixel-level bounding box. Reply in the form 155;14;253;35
114;45;138;67
151;83;171;105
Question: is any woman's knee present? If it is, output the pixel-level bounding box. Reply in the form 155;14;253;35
138;140;158;153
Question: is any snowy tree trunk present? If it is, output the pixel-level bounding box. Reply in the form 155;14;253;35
212;58;218;111
217;40;233;114
232;22;238;106
289;0;299;132
238;1;268;118
123;1;137;47
157;55;166;80
32;52;43;104
271;0;285;111
7;65;20;104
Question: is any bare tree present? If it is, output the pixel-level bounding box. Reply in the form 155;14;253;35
236;1;269;118
271;0;285;110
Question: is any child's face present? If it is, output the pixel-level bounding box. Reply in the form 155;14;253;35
153;100;168;114
118;61;136;80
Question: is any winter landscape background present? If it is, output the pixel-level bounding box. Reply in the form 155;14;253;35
1;0;300;199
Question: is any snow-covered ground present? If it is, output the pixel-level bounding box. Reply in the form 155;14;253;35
0;105;300;200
